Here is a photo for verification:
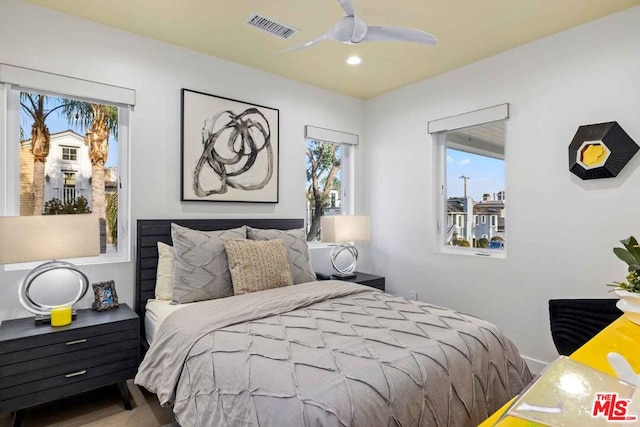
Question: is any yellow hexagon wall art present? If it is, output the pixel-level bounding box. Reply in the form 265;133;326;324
569;122;639;180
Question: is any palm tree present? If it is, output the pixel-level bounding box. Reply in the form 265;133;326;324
60;102;118;222
106;192;118;248
20;93;68;215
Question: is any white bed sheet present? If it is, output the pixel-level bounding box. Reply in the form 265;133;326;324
145;299;190;344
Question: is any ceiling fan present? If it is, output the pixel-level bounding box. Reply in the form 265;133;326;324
278;0;437;53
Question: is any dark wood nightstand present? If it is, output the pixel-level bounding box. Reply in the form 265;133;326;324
317;271;385;292
0;304;139;427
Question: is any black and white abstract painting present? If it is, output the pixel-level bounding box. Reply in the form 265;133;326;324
181;89;279;203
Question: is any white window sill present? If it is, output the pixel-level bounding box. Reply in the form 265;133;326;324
307;242;334;250
4;253;130;272
437;247;507;259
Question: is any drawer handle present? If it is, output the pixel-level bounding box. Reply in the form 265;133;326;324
65;370;87;378
65;339;87;346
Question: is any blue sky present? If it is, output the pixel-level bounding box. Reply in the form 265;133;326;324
20;95;118;168
446;148;505;200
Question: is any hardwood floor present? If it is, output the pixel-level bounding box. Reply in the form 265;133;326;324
0;380;175;427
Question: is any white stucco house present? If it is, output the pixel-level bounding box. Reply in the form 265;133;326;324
44;130;93;207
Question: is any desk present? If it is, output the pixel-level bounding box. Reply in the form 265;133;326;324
480;314;640;426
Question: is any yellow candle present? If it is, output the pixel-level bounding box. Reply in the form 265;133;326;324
51;305;72;327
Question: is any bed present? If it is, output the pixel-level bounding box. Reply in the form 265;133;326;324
134;218;532;427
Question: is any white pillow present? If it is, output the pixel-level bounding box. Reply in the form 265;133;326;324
155;242;174;300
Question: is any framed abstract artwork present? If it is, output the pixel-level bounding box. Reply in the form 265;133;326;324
181;89;279;203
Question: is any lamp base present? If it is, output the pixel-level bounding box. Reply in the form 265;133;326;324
330;243;359;279
34;311;77;326
332;272;357;280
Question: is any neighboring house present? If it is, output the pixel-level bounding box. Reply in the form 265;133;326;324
447;192;506;246
20;130;92;214
446;197;468;242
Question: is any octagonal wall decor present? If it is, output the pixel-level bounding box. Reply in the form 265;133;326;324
569;121;639;180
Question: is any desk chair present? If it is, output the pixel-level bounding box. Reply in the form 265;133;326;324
549;299;622;356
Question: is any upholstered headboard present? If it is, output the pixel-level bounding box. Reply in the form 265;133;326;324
135;218;304;347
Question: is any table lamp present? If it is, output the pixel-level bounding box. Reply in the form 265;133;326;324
0;214;100;325
321;215;370;279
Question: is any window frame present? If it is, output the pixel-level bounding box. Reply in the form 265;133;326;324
304;125;360;249
61;146;78;161
430;104;509;258
304;137;355;248
0;65;134;269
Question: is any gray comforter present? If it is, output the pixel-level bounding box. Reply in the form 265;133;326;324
136;281;532;427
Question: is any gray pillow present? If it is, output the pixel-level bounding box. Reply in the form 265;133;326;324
171;224;246;303
246;226;316;284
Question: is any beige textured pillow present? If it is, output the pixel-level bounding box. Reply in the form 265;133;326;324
224;239;293;295
155;242;174;300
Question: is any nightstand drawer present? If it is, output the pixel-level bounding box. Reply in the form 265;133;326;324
0;359;138;412
363;280;385;291
0;356;139;401
316;272;386;291
0;327;138;366
0;337;138;383
0;318;137;356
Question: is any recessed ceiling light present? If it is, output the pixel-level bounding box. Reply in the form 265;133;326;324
346;56;362;65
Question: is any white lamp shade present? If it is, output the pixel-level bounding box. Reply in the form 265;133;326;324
321;215;370;243
0;214;100;264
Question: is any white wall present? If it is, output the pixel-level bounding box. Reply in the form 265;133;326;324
362;6;640;366
0;0;365;321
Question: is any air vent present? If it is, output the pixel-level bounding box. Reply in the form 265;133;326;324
245;13;299;40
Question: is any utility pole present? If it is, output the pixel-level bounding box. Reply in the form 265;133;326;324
459;176;470;199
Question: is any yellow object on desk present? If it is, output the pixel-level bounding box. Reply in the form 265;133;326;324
480;314;640;426
50;305;72;326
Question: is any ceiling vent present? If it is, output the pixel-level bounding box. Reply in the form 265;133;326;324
245;13;299;40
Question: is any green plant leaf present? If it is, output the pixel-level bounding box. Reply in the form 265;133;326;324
613;247;640;271
621;236;640;265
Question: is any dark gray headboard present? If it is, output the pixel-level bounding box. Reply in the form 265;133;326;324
135;218;304;345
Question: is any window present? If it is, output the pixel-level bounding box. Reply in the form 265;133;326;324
61;146;77;161
456;215;463;227
62;171;77;205
304;126;358;243
1;64;134;264
305;139;353;242
430;104;508;255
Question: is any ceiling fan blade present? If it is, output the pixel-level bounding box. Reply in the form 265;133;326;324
362;26;438;45
275;32;334;54
338;0;356;17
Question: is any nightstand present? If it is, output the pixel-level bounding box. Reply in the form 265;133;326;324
0;304;139;427
317;271;385;292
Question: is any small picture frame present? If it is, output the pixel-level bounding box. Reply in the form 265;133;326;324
92;280;119;311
